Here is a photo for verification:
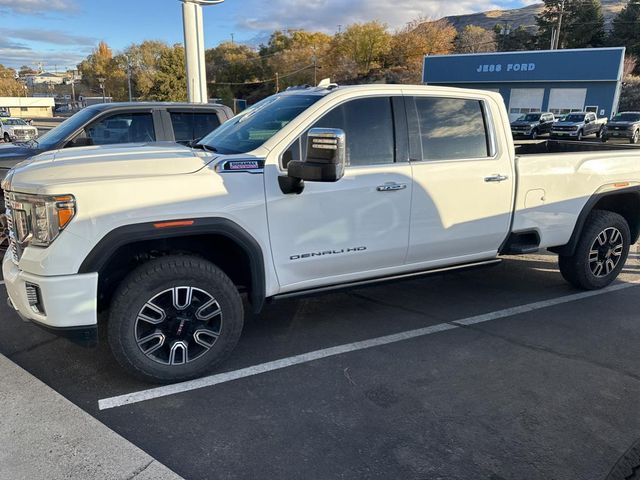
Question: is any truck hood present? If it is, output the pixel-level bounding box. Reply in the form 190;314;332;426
553;121;582;127
0;143;38;169
5;142;215;193
608;121;639;128
511;121;536;128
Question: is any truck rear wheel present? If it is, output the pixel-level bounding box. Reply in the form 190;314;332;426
108;255;244;383
558;210;630;290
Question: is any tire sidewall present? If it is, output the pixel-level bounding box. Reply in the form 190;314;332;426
108;257;244;382
574;211;631;289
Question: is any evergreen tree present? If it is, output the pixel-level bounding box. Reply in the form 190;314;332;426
609;0;640;73
536;0;605;49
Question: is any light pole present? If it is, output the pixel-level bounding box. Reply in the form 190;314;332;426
98;77;106;103
125;55;133;102
181;0;225;104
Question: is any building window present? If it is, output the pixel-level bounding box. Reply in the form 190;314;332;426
21;107;28;112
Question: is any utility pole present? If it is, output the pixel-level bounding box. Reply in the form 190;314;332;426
275;72;279;93
552;0;565;50
230;33;234;44
181;0;225;104
126;56;133;102
98;77;106;103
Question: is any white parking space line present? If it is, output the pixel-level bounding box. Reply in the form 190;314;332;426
98;280;640;410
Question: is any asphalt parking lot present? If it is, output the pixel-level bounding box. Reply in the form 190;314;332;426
2;249;640;479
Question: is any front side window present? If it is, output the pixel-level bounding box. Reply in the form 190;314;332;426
200;94;323;154
170;112;221;144
85;112;155;145
282;96;396;169
414;97;490;161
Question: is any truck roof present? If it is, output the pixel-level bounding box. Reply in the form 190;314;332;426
86;102;231;111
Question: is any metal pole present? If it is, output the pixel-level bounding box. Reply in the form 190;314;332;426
553;0;565;50
127;59;133;102
275;72;279;93
181;0;224;104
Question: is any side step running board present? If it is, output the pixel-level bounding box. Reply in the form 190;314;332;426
272;258;502;301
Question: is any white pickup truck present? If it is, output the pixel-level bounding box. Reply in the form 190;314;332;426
4;84;640;382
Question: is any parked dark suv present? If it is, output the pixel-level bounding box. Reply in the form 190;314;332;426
0;102;234;172
511;112;555;139
603;111;640;144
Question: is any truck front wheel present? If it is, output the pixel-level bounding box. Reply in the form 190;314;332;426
108;255;244;383
558;210;630;290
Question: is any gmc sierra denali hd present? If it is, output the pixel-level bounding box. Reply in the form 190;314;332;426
4;84;640;382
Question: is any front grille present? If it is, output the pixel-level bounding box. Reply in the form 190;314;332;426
4;190;22;264
553;126;576;131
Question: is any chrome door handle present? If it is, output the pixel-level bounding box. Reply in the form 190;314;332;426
377;182;407;192
484;174;508;183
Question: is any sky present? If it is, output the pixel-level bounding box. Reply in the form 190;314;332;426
0;0;533;71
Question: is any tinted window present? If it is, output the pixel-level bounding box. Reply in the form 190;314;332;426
414;97;489;161
307;97;395;166
86;112;155;145
200;94;322;154
565;114;585;122
170;112;221;144
523;114;541;122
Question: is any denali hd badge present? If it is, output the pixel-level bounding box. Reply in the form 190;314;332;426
290;246;367;261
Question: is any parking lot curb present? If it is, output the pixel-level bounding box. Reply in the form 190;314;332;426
0;354;183;480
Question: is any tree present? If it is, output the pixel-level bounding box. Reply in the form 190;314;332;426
0;65;25;96
330;22;391;77
79;41;127;100
494;25;536;52
536;0;605;49
206;41;263;100
265;30;332;88
148;44;187;101
387;18;457;83
122;40;171;100
609;0;640;73
455;25;496;53
18;65;37;77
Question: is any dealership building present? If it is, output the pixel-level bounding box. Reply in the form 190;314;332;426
423;47;625;122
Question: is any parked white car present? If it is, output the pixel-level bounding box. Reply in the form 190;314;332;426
3;84;640;382
0;117;38;143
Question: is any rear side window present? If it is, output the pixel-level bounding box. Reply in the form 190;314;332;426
170;112;221;144
413;97;490;161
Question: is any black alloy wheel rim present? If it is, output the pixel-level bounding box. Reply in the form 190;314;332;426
589;227;624;277
135;286;223;365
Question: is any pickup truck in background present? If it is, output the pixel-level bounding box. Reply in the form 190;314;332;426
3;84;640;382
0;117;38;144
0;102;234;175
550;111;607;141
510;112;555;139
603;111;640;144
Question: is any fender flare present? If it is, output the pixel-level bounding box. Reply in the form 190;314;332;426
549;186;640;256
78;217;266;311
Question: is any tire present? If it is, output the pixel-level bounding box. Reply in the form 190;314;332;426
558;210;630;290
108;255;244;383
3;133;9;143
596;126;603;138
631;130;639;145
531;129;538;140
576;130;583;141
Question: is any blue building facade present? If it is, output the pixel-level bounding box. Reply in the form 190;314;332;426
423;48;625;121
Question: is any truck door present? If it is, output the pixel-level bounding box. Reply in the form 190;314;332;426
405;94;514;265
264;95;412;291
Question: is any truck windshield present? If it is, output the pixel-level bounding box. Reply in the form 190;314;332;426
612;113;640;122
34;107;98;149
198;94;322;154
3;119;27;126
521;114;541;122
565;114;585;122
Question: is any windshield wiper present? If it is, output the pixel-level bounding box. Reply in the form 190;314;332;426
191;142;217;153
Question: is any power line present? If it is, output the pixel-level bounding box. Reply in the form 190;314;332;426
211;64;315;85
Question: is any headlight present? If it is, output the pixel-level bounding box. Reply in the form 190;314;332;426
7;192;76;247
572;126;579;131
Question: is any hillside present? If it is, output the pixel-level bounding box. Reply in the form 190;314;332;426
442;0;626;32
